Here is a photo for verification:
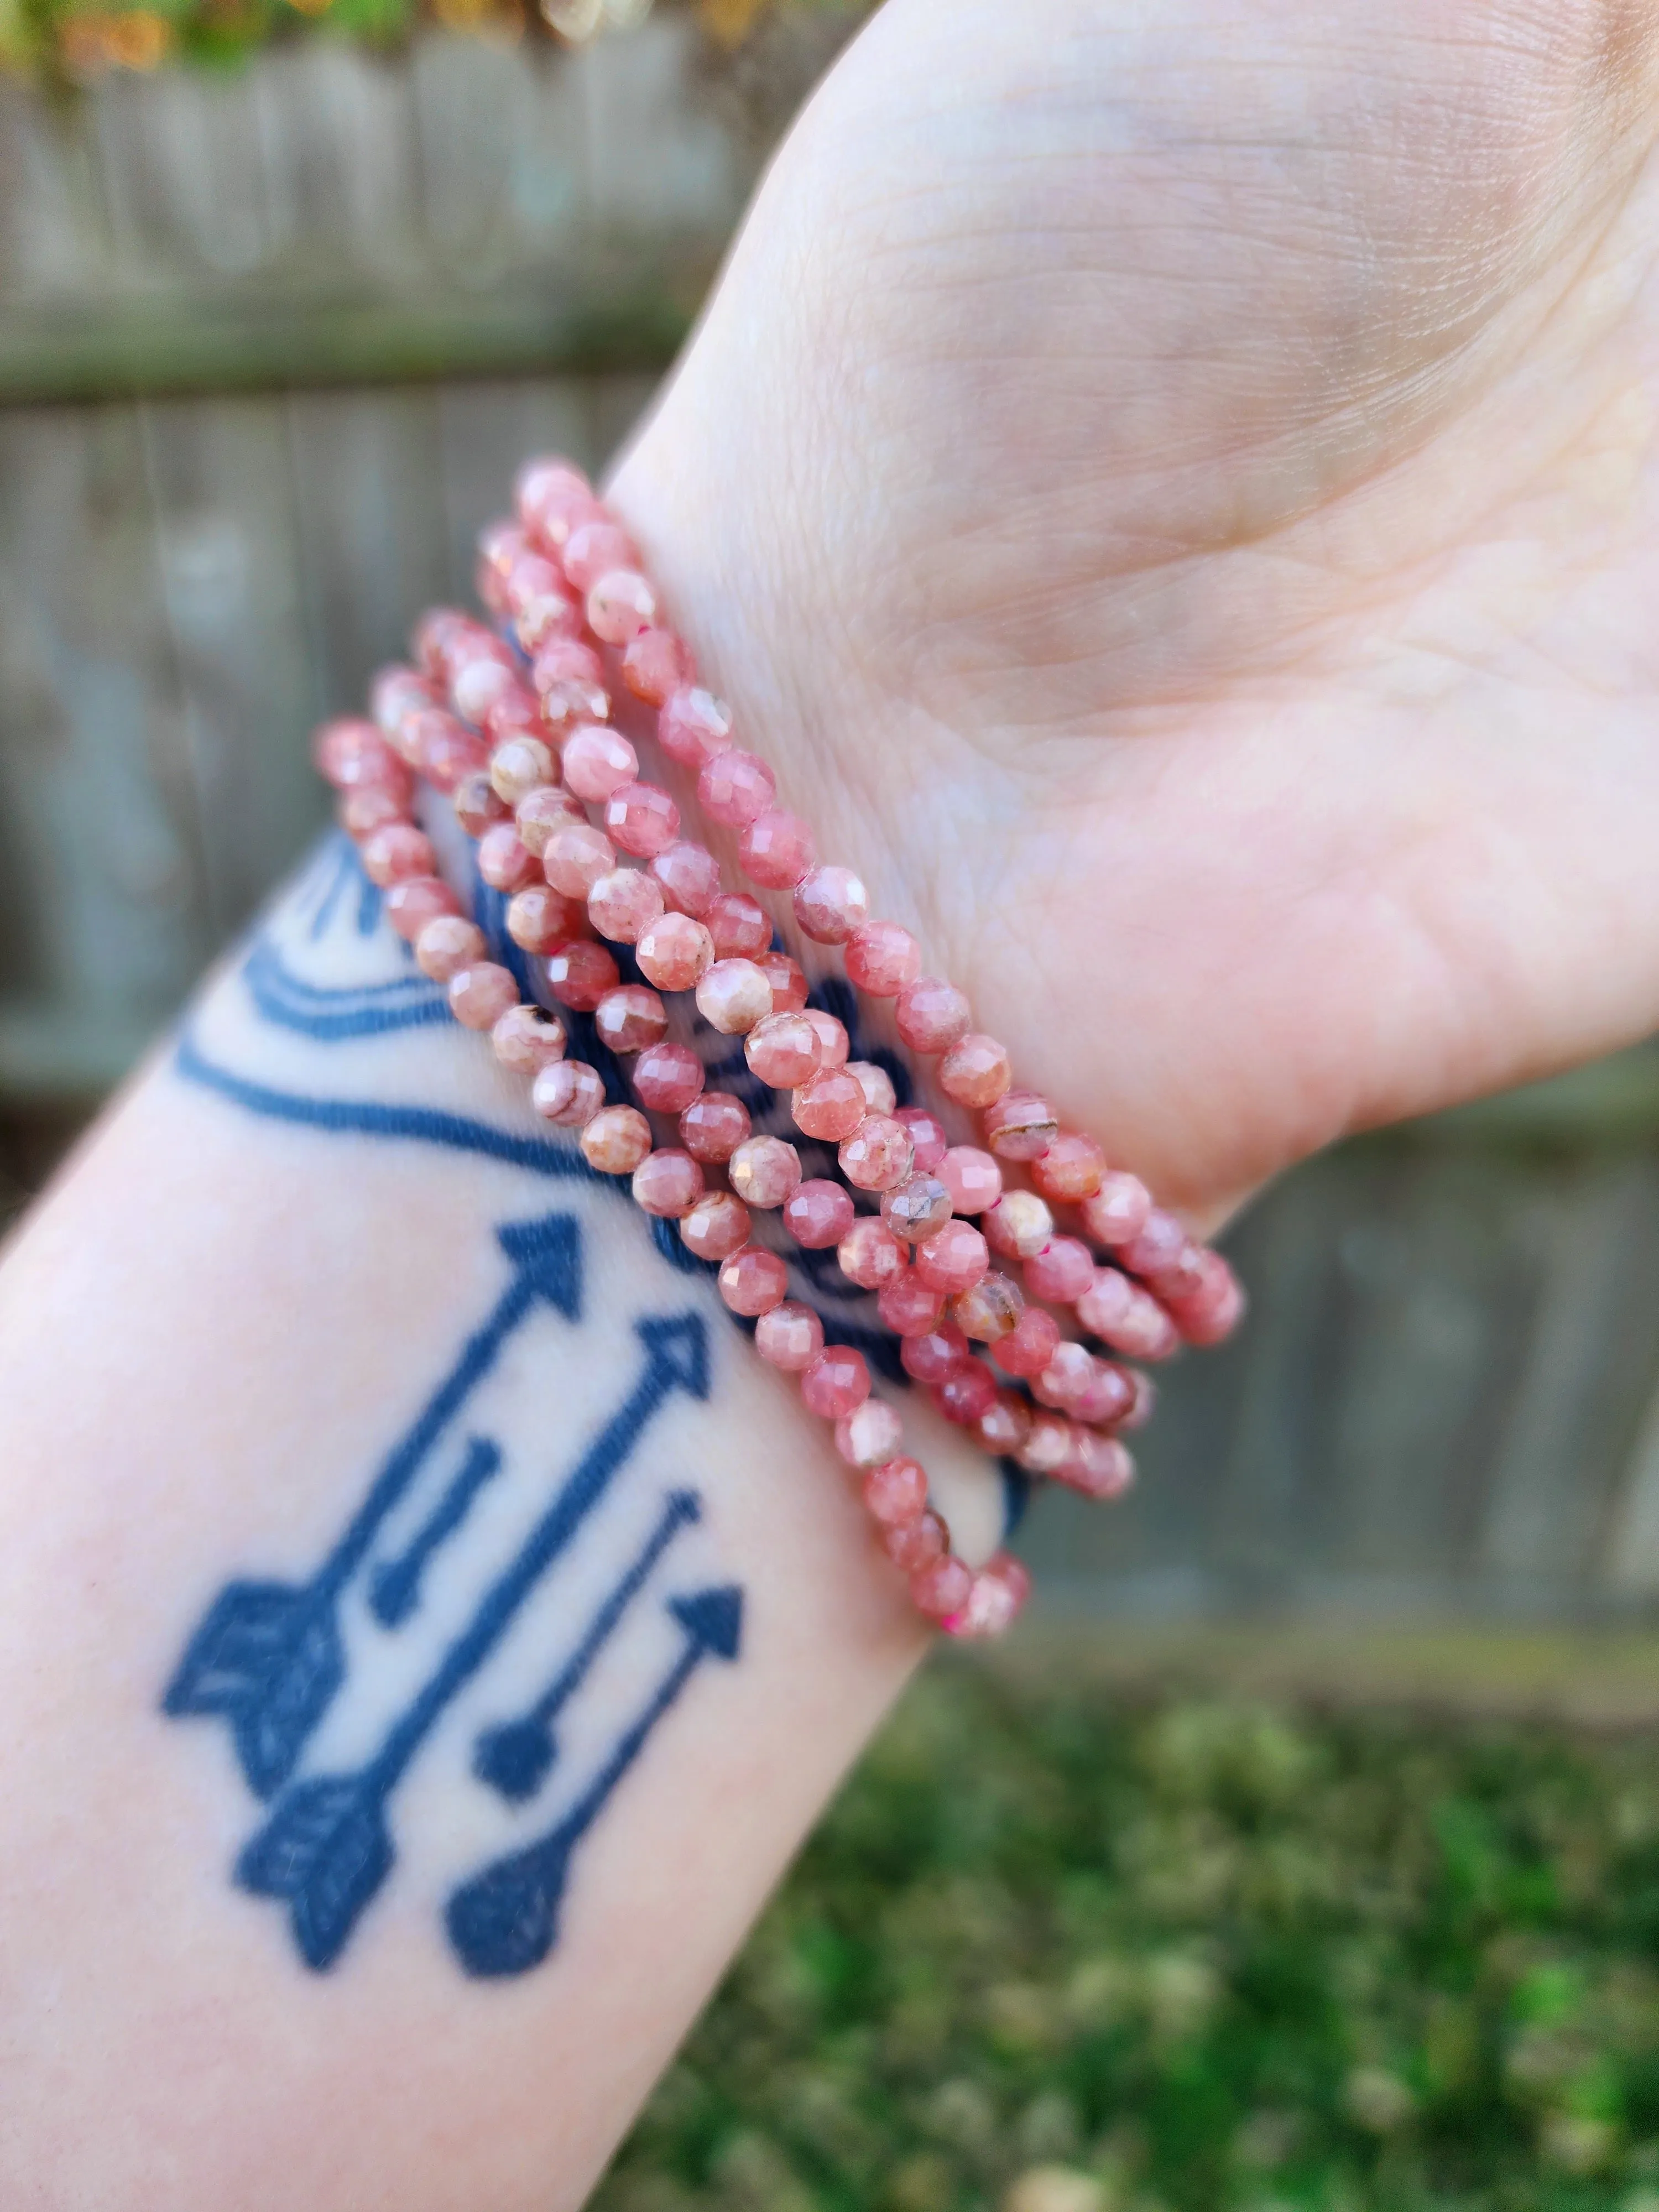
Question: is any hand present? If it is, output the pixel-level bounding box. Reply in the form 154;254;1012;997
609;0;1659;1220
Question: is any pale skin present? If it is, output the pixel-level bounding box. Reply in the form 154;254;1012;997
1;1;1657;2203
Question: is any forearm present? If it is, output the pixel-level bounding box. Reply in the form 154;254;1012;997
0;844;1005;2207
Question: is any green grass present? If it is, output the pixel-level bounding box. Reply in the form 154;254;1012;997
592;1660;1659;2212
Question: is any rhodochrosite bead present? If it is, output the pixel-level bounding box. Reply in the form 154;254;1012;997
489;734;554;804
946;1555;1032;1639
863;1457;927;1525
632;1042;705;1114
883;1512;948;1572
604;781;680;859
840;1116;915;1193
360;823;435;886
532;1060;606;1127
838;1218;906;1290
631;1149;704;1219
388;876;462;941
793;865;869;944
492;1004;566;1075
745;1011;822;1088
881;1176;953;1244
836;1400;905;1469
915;1221;989;1296
507;885;586;954
728;1136;802;1210
562;724;638;802
588;868;664;945
984;1090;1058;1161
846;921;921;997
1164;1249;1246;1345
696;959;772;1036
995;1306;1062;1378
801;1345;870;1420
900;1321;968;1384
754;1303;823;1371
1077;1267;1181;1360
416;915;487;980
895;975;971;1053
546;940;619;1012
679;1092;751;1163
848;1062;898;1115
650;841;720;917
706;894;770;959
938;1147;1001;1214
658;686;733;769
477;825;536;893
940;1033;1013;1108
792;1070;867;1142
698;749;774;827
594;985;667;1056
877;1270;945;1339
984;1191;1054;1261
1081;1171;1153;1246
515;786;583;854
895;1108;948;1174
718;1246;787;1317
757;950;808;1013
783;1180;854;1249
739;808;815;889
544;823;615;897
1025;1236;1095;1304
802;1009;850;1068
587;568;657;646
951;1271;1023;1342
680;1191;750;1262
580;1105;653;1174
622;627;694;706
912;1555;973;1620
1033;1130;1108;1203
564;519;637;593
448;964;519;1031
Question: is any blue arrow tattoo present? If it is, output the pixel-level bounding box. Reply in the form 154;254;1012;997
233;1313;710;1971
473;1487;702;1804
447;1583;743;1979
162;1214;583;1799
369;1436;504;1629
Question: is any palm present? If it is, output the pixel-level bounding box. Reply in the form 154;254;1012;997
612;0;1659;1213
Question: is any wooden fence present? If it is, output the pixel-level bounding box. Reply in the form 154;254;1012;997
5;21;1659;1629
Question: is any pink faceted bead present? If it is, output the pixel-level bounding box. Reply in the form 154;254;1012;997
453;770;511;839
951;1272;1024;1343
697;749;775;827
657;686;734;770
580;1104;653;1176
1121;1369;1157;1431
900;1321;968;1385
740;809;816;890
782;1180;854;1250
340;786;409;839
488;733;555;807
563;518;638;594
531;1058;607;1129
478;824;537;894
1031;1339;1102;1415
530;634;604;694
448;963;520;1031
1077;1268;1181;1361
1164;1249;1246;1346
680;1190;752;1264
838;1218;907;1291
974;1392;1034;1459
482;685;545;752
1034;1130;1108;1203
938;1147;1002;1215
840;1115;915;1193
588;868;665;946
915;1221;989;1296
895;975;972;1055
1071;1361;1137;1430
995;1305;1062;1379
846;920;922;998
636;911;714;993
360;823;435;888
594;985;667;1056
696;958;773;1036
546;940;620;1012
728;1135;802;1210
877;1269;946;1339
451;651;518;728
415;712;490;796
881;1175;953;1244
515;785;584;855
718;1245;788;1318
706;893;770;960
631;1148;705;1220
492;1002;566;1076
562;724;640;804
515;457;594;547
945;1554;1032;1640
370;665;437;747
754;1302;825;1373
1081;1172;1154;1248
1025;1236;1096;1305
313;716;411;797
793;865;869;945
387;876;462;943
801;1345;870;1421
679;1092;750;1164
545;823;617;898
1056;1430;1135;1502
411;608;481;679
1119;1209;1206;1300
537;673;610;735
883;1511;948;1573
507;885;586;955
650;841;721;919
792;1068;868;1142
940;1034;1013;1109
621;626;693;705
758;950;809;1014
802;1009;850;1068
505;556;580;654
848;1062;898;1116
912;1554;974;1621
416;915;488;982
983;1089;1059;1162
935;1360;998;1427
604;781;680;860
895;1108;948;1175
1016;1410;1074;1477
587;568;657;646
745;1011;823;1089
632;1041;705;1115
863;1457;928;1527
836;1400;905;1470
984;1192;1055;1262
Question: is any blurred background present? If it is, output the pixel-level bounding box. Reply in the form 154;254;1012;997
7;8;1659;2202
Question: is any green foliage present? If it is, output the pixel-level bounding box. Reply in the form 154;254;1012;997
593;1665;1659;2212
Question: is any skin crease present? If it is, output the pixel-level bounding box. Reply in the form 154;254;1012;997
609;0;1659;1224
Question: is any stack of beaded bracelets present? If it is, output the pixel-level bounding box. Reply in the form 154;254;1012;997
313;455;1245;1640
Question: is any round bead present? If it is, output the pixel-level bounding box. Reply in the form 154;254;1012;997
740;808;816;890
679;1092;751;1164
604;781;680;860
1031;1339;1102;1415
984;1192;1055;1261
369;666;436;744
940;1034;1013;1109
515;457;594;546
531;1060;606;1128
935;1360;997;1427
507;562;580;654
1164;1250;1246;1347
782;1180;854;1250
706;894;770;960
951;1271;1024;1343
482;684;544;748
545;940;620;1013
489;733;555;806
697;749;775;827
755;1302;825;1372
1081;1172;1154;1248
538;674;610;733
636;911;715;993
912;1555;974;1620
975;1392;1034;1458
451;651;517;728
801;1345;870;1421
515;785;584;855
1016;1410;1074;1475
883;1511;948;1573
1056;1430;1135;1501
847;1062;898;1116
507;884;586;955
632;1041;705;1115
594;985;667;1056
680;1191;752;1264
984;1090;1059;1162
1077;1268;1181;1361
631;1148;705;1220
658;686;733;769
836;1400;905;1470
845;920;921;997
937;1147;1003;1215
718;1245;788;1318
802;1009;850;1068
916;1221;990;1296
545;823;617;898
413;711;488;795
1118;1209;1206;1299
757;950;809;1014
387;876;462;943
792;1068;868;1142
531;634;604;695
649;841;721;919
359;823;435;888
492;1003;566;1076
899;1322;968;1385
839;1115;915;1193
453;770;511;839
838;1218;907;1291
588;868;665;946
863;1457;928;1527
895;975;971;1054
622;627;694;706
1073;1362;1136;1428
793;865;869;945
881;1175;954;1244
994;1306;1062;1379
477;824;537;893
313;716;411;797
340;786;409;839
448;963;520;1032
1033;1131;1108;1203
562;517;637;592
745;1011;823;1089
579;1104;653;1175
416;915;488;982
894;1108;948;1175
877;1269;946;1339
696;959;773;1036
562;724;639;803
728;1135;802;1210
1025;1237;1095;1305
946;1554;1032;1639
587;568;657;646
